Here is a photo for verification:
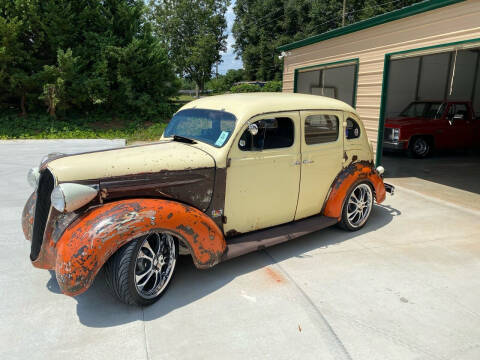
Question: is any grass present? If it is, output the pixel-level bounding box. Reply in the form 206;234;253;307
0;112;169;143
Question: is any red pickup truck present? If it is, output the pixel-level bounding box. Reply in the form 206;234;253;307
383;101;479;158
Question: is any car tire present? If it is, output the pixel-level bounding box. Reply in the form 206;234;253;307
407;137;430;158
339;182;374;232
104;232;178;306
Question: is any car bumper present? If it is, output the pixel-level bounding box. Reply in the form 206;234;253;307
384;183;395;195
383;140;407;151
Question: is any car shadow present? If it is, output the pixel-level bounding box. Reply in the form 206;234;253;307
52;203;401;328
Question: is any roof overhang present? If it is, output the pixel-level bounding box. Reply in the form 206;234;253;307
277;0;466;52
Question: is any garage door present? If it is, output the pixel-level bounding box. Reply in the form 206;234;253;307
380;40;480;211
295;60;358;107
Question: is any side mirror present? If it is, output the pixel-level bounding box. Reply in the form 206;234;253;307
248;123;258;136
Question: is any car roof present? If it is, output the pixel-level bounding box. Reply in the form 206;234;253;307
179;93;356;122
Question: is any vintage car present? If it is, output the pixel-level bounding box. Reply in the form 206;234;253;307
383;100;479;158
22;93;393;305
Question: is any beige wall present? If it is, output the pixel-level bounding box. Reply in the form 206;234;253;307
283;0;480;153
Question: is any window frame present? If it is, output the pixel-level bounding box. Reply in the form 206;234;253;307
303;113;340;146
237;116;296;152
345;117;361;140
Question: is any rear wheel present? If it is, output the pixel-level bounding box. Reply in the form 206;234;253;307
104;232;178;306
339;182;373;231
408;137;430;158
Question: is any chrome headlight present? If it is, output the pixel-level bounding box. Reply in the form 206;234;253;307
51;183;98;213
392;128;400;141
40;152;65;168
51;186;66;212
27;167;40;188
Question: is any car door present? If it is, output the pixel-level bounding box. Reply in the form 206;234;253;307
445;103;472;148
223;112;301;235
295;110;343;220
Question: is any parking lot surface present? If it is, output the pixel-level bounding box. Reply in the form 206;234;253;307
1;140;480;360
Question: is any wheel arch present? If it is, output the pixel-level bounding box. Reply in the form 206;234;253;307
323;161;386;220
408;134;435;148
55;199;226;296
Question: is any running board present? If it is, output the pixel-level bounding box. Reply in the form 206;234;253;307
221;215;338;262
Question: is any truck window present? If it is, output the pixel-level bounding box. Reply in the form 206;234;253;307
447;104;468;119
239;117;294;151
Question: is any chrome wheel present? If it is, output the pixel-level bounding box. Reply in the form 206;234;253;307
346;183;373;228
135;232;176;299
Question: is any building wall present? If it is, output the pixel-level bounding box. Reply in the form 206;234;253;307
282;0;480;154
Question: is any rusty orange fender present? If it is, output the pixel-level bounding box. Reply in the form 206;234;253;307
55;199;225;296
323;161;386;219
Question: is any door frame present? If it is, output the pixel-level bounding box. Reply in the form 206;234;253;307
376;37;480;166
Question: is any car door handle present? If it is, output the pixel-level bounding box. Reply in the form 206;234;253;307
303;160;314;164
293;160;301;166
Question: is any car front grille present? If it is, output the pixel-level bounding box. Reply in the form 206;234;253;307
30;170;54;261
383;128;394;141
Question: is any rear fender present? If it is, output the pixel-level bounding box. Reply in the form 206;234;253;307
55;199;225;296
323;161;386;219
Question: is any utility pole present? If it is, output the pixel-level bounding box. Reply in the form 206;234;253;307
342;0;346;27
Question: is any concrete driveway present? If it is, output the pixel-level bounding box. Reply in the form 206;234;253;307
1;140;480;360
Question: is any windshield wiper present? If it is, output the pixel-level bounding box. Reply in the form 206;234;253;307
172;135;197;144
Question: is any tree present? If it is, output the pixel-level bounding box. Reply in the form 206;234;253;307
151;0;230;97
233;0;423;81
0;0;179;116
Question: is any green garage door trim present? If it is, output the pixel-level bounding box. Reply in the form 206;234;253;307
375;37;480;166
293;58;359;108
278;0;466;52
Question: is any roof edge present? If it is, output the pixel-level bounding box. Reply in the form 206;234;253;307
277;0;466;52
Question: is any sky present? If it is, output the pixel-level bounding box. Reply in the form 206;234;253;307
218;2;244;75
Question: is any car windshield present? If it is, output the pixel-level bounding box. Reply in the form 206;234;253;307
164;109;236;148
399;102;444;119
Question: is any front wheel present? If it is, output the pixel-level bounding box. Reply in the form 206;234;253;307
339;182;374;231
104;232;178;306
407;137;430;158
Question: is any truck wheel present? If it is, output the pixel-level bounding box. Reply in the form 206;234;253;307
104;232;178;306
339;182;373;231
408;137;430;158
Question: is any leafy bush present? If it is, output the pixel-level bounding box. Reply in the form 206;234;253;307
230;83;262;93
261;81;282;92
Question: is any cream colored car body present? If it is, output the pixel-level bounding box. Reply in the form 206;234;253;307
163;93;374;234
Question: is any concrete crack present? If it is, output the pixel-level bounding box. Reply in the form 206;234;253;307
142;306;151;360
263;249;353;360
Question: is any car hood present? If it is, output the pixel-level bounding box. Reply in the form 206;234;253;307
385;117;425;127
46;141;216;211
47;141;215;182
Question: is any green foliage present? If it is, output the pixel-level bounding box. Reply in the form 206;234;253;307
262;81;282;92
0;106;184;141
0;0;179;117
151;0;230;92
206;68;247;93
233;0;423;81
230;83;261;93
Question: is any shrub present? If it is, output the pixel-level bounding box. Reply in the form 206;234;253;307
261;81;282;92
230;83;262;93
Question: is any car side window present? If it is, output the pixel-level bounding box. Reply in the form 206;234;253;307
238;117;294;151
304;114;339;145
346;118;361;140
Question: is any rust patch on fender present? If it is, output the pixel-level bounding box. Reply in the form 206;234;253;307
323;161;386;219
55;199;225;296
